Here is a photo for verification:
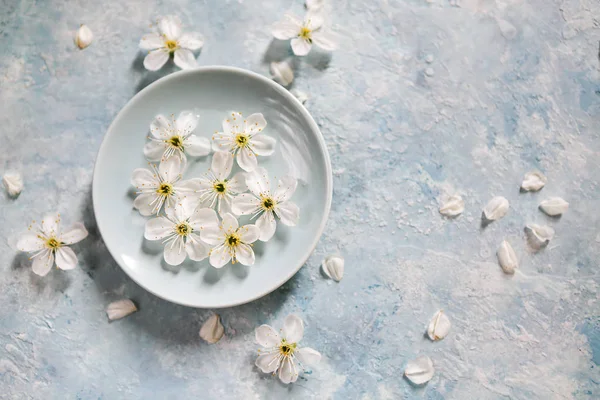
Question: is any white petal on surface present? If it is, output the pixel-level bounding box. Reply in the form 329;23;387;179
235;243;255;266
3;171;23;197
221;213;239;233
159;156;182;182
209;244;231;268
41;214;60;237
405;355;434;385
256;211;276;242
245;113;268;134
150;114;171;138
55;246;77;270
60;222;88;245
32;251;54;276
321;255;344;282
312;30;337;51
131;168;156;188
106;299;138;321
200;226;224;246
272;15;301;40
212;151;234;180
250;134;276;157
143;49;169;71
186;233;210;261
305;12;324;30
255;324;281;347
290;89;309;104
295;347;321;366
482;196;509;221
144;217;173;240
497;240;518;274
274;176;298;202
17;232;44;252
426;310;451;341
525;224;555;250
218;196;233;217
238;224;260;244
178;32;204;50
143;141;166;161
282;314;304;343
539;197;569;216
134;193;157;216
139;32;163;50
159;15;182;40
439;195;464;217
270;60;294;86
199;314;224;344
228;171;247;194
221;117;234;135
164;236;187;265
291;37;312;56
255;352;281;373
75;24;94;49
174;48;197;70
175;110;199;135
278;357;298;384
521;171;547;192
189;207;219;230
237;146;258;172
276;201;300;226
231;193;260;216
184;135;211;157
245;167;270;196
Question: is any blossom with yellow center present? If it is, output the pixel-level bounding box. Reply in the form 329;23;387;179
200;213;260;268
272;11;337;56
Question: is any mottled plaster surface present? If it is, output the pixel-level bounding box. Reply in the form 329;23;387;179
1;0;600;398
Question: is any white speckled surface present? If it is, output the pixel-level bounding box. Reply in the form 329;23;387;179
1;0;600;398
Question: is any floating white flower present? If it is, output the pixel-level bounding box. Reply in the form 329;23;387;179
75;24;93;49
192;151;247;217
272;12;337;56
200;213;260;268
212;112;276;172
255;314;321;384
139;15;204;71
144;111;211;164
131;156;197;216
17;214;88;276
144;199;218;266
232;167;299;242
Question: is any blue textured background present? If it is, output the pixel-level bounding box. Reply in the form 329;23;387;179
1;0;600;398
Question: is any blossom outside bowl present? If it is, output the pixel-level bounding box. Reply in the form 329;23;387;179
92;66;332;308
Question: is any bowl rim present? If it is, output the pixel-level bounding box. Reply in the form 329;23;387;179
92;65;333;308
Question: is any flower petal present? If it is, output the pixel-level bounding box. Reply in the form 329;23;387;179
174;48;197;70
212;151;234;181
312;30;337;51
144;217;174;240
164;236;187;266
283;314;304;343
143;49;169;71
228;171;248;194
278;357;298;384
235;243;255;266
217;196;233;217
55;246;77;270
189;207;219;230
209;244;231;268
236;147;258;172
255;324;281;347
245;167;270;197
255;352;281;373
274;176;298;202
131;168;156;188
305;12;324;30
184;135;211;157
134;193;157;216
175;110;199;135
186;233;210;261
32;251;54;276
231;193;260;216
272;15;301;40
143;141;166;161
291;37;312;56
60;222;88;245
276;201;300;226
256;211;276;242
244;113;267;134
139;33;164;50
295;347;321;366
178;32;204;50
41;214;60;237
250;134;276;157
212;133;235;153
159;156;183;182
159;15;182;40
150;114;171;139
17;232;44;252
221;213;239;232
200;226;224;246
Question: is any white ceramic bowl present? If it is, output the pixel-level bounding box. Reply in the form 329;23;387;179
93;66;332;308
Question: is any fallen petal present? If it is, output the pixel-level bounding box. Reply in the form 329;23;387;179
539;197;569;216
321;255;344;282
483;196;509;221
75;24;94;49
521;171;547;192
525;224;555;250
270;60;294;86
106;299;137;321
497;240;518;274
405;355;434;385
439;195;464;217
426;310;451;341
291;89;309;104
199;313;225;344
3;172;23;197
